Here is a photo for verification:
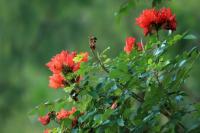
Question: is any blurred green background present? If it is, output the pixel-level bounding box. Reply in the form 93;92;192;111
0;0;199;132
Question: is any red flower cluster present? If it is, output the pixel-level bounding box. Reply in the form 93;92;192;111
46;51;88;89
56;107;77;121
124;37;136;54
124;37;144;54
136;8;176;36
38;107;77;126
38;114;50;126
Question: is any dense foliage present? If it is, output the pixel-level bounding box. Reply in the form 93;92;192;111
29;1;200;133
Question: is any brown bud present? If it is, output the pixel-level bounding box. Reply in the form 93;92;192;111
48;111;56;119
89;36;97;50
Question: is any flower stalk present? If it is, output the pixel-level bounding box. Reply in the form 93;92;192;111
89;36;109;73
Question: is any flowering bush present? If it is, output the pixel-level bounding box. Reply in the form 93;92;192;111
30;1;200;133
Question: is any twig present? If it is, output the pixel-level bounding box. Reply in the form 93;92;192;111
89;36;109;73
91;50;109;73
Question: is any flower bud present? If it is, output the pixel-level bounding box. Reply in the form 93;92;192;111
89;36;97;50
111;102;117;109
38;114;50;125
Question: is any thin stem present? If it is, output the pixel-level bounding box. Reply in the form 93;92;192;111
154;71;163;88
89;35;108;73
118;83;144;102
130;91;144;102
91;49;109;73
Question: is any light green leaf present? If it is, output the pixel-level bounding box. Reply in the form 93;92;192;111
184;34;197;40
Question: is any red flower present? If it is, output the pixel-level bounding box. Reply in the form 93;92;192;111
46;51;88;74
158;8;176;31
49;74;65;89
56;107;77;121
46;51;89;89
38;115;50;125
56;109;71;121
136;9;158;36
124;37;136;54
69;107;77;114
136;8;176;36
46;51;76;74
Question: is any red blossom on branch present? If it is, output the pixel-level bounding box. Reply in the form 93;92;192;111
46;51;82;74
136;8;158;36
46;51;88;89
56;107;77;121
124;37;144;54
124;37;136;54
38;114;50;126
158;8;176;31
46;51;74;74
56;109;71;120
136;8;176;36
49;73;65;89
69;107;77;114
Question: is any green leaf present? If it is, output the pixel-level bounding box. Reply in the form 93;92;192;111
51;128;60;133
153;41;167;56
93;114;103;125
117;118;125;127
148;58;153;65
73;111;81;117
88;90;99;99
78;109;97;123
102;120;111;126
102;109;114;120
143;86;165;111
184;34;197;40
168;34;183;45
62;119;73;129
100;47;110;57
